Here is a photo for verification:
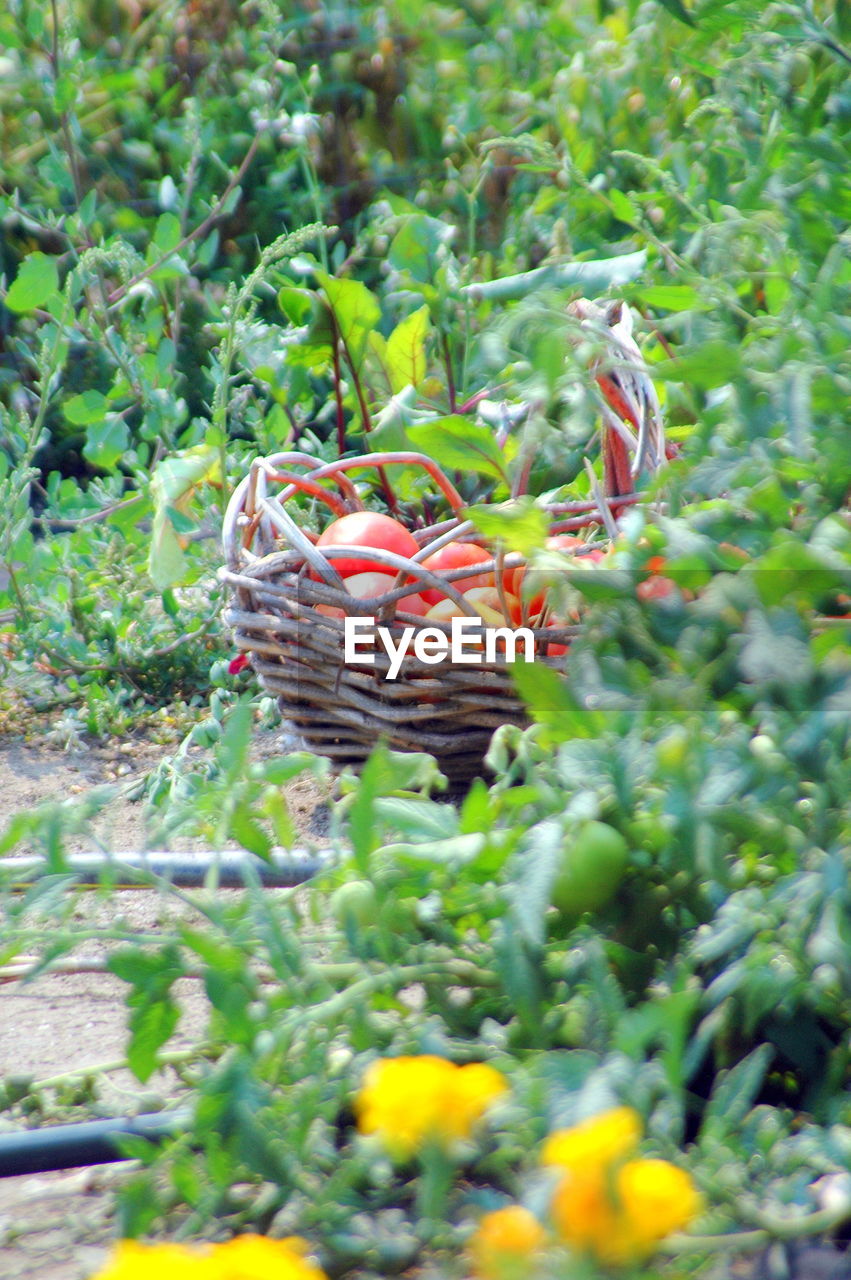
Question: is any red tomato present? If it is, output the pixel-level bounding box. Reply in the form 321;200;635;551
418;542;495;606
315;512;419;578
636;576;678;602
511;535;586;614
539;622;570;657
344;571;428;617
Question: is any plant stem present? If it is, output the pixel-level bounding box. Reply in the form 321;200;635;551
329;313;348;458
107;131;264;307
31;1046;211;1094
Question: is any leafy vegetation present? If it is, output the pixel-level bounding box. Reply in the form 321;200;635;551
1;0;851;1276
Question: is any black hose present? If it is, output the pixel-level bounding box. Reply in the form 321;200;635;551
1;849;329;890
0;1111;188;1177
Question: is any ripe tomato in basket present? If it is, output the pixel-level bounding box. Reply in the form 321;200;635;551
314;571;428;619
345;571;428;616
315;512;419;578
419;541;495;606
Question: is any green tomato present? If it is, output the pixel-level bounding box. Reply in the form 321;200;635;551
330;879;378;930
551;821;629;918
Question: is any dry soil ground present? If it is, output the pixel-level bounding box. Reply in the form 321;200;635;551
0;730;333;1280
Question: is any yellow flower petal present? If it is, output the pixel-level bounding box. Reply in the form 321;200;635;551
87;1240;213;1279
209;1234;329;1280
88;1236;330;1280
549;1168;618;1259
549;1157;701;1266
354;1055;508;1158
540;1106;641;1174
470;1206;548;1280
616;1158;702;1251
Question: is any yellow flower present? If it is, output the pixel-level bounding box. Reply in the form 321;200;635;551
209;1234;328;1280
87;1240;213;1279
550;1158;701;1266
540;1105;641;1176
615;1159;702;1255
469;1206;548;1280
88;1236;329;1280
355;1055;508;1159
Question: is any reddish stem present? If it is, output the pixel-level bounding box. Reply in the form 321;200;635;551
603;428;633;498
329;314;347;458
320;451;465;515
458;386;503;413
267;473;350;518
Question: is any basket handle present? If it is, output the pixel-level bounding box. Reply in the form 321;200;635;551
301;452;466;517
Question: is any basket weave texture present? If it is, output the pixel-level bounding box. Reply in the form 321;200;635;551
220;452;608;783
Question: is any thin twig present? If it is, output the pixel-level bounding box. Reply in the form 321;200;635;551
106;131;264;307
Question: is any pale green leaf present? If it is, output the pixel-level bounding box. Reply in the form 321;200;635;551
384;304;429;392
64;390;109;426
407;416;508;483
83;416;130;471
5;252;60;313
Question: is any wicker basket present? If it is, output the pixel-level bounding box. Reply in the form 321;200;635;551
219;451;640;783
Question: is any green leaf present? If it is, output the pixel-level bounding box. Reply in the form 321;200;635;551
372;796;458;841
126;995;181;1082
653;338;742;390
511;819;563;945
83;417;130;471
655;0;696;25
153;212;182;253
747;540;849;607
64;390;109;426
346;743;387;873
407;416;509;483
388;214;455;285
109;946;183;1083
217;700;254;782
278;285;316;326
315;271;381;374
383;304;429;392
461;251;647;304
511;663;607;744
148;446;221;588
609;190;639;224
5;252;60;313
228;806;273;859
254;754;321;786
703;1044;774;1137
148;518;186;591
639;284;707;311
466;498;550;555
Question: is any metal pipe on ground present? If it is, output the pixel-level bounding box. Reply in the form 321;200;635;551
0;1112;189;1177
0;849;329;890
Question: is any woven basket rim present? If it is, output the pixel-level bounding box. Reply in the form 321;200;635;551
219;449;654;776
